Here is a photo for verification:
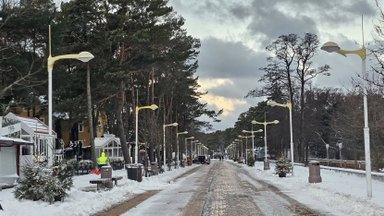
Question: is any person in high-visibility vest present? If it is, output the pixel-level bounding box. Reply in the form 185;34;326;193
97;150;109;169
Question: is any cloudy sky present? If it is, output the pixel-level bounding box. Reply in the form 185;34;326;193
168;0;382;131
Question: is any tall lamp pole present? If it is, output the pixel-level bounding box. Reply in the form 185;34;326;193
242;128;263;160
176;131;188;164
238;135;252;164
47;25;94;166
163;122;178;168
185;136;194;163
267;100;294;175
135;104;158;163
253;119;279;170
191;140;199;159
321;40;372;198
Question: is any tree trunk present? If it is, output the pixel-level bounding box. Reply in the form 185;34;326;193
117;80;131;164
299;81;305;162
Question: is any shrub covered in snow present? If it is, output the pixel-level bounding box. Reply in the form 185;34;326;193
247;155;255;167
274;157;292;177
14;162;74;204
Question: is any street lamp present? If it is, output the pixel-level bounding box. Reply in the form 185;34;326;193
135;104;158;164
176;131;188;165
163;122;178;168
238;135;252;164
191;140;199;159
321;40;372;198
242;128;263;160
234;139;240;158
47;25;94;166
185;136;194;161
267;99;294;175
337;142;343;160
253;119;279;170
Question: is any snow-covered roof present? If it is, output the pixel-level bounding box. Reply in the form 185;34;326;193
94;134;121;148
3;112;55;136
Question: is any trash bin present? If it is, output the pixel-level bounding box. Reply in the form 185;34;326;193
101;166;112;178
150;162;158;175
125;164;143;182
101;165;113;188
308;160;322;183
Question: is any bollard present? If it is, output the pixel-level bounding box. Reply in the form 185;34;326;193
264;159;270;170
308;160;322;183
150;162;159;175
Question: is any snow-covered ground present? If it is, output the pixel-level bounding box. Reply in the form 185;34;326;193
242;161;384;215
0;165;198;216
0;160;384;216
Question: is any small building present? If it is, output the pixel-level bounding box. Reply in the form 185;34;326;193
94;134;123;161
0;136;33;184
0;112;57;167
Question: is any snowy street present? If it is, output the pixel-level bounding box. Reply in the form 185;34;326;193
1;160;384;215
124;160;319;216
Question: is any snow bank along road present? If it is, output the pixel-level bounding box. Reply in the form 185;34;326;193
118;160;324;216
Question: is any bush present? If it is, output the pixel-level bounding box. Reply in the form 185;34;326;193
14;162;74;204
247;155;255;167
274;157;292;177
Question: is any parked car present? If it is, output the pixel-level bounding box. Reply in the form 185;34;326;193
198;155;210;164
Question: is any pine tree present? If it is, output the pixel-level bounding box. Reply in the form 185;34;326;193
14;162;74;204
274;157;292;177
14;166;45;201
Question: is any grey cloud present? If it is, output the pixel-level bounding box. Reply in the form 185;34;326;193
230;5;251;20
247;12;318;41
244;0;375;42
208;77;262;99
198;38;267;79
170;0;238;23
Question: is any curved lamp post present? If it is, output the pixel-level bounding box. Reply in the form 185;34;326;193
184;136;194;161
191;139;199;159
47;25;94;166
253;119;279;170
267;99;294;175
176;131;188;164
135;104;158;163
238;135;252;164
242;128;263;160
163;122;178;168
321;41;372;198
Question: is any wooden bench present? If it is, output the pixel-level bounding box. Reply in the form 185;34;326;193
89;176;123;191
89;178;112;191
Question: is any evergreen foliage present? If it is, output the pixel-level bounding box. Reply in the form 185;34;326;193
14;162;74;204
247;155;255;167
274;157;292;177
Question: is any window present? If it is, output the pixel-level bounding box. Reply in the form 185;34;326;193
22;145;32;155
78;121;84;132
